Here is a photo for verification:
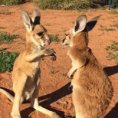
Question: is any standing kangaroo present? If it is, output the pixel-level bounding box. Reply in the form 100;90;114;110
62;15;113;118
0;9;60;118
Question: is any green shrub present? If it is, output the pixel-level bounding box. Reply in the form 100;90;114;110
111;23;118;28
63;0;91;9
34;0;63;9
110;10;118;14
99;25;115;32
49;34;60;42
0;50;19;72
106;41;118;64
0;11;12;15
33;0;95;10
0;32;18;43
0;0;25;5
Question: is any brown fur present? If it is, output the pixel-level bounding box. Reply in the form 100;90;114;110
71;32;113;118
63;15;113;118
0;9;60;118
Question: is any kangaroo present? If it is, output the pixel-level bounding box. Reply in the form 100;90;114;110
0;9;60;118
62;15;113;118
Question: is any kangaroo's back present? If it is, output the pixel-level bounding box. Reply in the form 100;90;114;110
72;47;113;118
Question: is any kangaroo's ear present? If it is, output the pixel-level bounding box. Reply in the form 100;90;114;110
32;9;41;25
73;15;87;35
85;15;101;32
21;10;33;32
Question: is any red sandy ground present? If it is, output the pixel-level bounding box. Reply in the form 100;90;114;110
0;2;118;118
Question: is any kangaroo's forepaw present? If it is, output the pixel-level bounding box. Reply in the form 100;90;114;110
50;53;56;61
67;72;73;79
45;48;55;56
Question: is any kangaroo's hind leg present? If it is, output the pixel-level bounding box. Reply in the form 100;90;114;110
31;81;61;118
11;73;27;118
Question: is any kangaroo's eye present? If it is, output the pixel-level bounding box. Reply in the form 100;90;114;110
37;32;44;36
65;33;70;38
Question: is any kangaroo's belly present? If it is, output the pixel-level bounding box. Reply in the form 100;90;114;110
23;76;40;101
23;85;35;100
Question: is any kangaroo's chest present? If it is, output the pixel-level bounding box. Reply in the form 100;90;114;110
24;61;40;77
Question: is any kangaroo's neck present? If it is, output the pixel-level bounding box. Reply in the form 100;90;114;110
72;32;88;50
25;41;40;55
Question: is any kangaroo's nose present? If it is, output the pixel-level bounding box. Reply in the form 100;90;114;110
47;39;51;45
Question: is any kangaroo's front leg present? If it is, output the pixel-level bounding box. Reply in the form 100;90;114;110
67;66;78;79
25;48;56;62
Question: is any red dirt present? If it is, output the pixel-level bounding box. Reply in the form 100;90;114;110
0;2;118;118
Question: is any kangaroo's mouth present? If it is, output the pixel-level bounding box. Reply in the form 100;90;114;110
45;40;51;46
62;42;70;47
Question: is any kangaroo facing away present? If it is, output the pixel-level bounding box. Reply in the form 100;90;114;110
0;9;60;118
62;15;113;118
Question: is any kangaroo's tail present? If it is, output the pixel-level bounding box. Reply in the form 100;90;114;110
0;88;14;102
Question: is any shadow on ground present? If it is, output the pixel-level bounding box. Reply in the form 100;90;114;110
104;65;118;76
0;87;14;97
104;65;118;118
21;82;72;118
2;65;118;118
105;103;118;118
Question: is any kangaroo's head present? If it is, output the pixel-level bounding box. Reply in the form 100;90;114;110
62;15;100;49
22;9;50;47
